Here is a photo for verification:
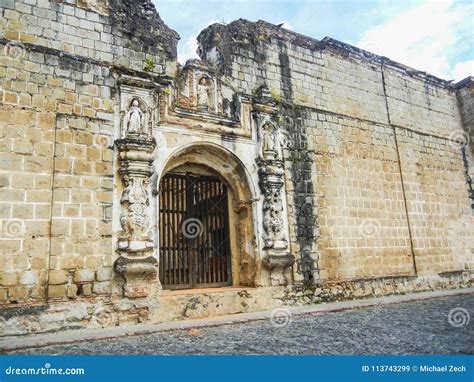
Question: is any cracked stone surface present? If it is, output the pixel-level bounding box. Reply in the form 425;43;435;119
9;295;473;355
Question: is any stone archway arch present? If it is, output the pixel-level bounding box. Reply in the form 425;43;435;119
157;142;261;287
159;141;258;204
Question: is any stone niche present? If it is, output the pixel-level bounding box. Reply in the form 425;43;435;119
119;77;160;138
172;60;242;125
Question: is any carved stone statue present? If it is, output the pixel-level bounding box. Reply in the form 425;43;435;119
259;164;286;249
197;77;211;109
120;175;150;240
259;122;284;160
262;186;284;246
123;99;145;136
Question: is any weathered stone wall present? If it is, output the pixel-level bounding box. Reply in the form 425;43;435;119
1;0;178;74
0;4;472;336
197;19;474;283
0;0;178;307
455;77;474;205
454;77;474;145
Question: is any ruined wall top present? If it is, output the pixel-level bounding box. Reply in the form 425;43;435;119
197;19;322;59
197;18;457;89
108;0;179;61
196;17;466;139
2;0;179;74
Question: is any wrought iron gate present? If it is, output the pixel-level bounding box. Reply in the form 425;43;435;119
159;173;232;290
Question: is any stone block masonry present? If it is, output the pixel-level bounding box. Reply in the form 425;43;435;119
197;19;473;283
0;3;472;336
0;0;178;311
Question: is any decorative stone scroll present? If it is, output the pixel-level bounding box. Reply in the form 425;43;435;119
254;86;294;286
114;80;159;298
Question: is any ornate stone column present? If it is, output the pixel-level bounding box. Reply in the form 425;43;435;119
114;89;158;298
254;86;295;286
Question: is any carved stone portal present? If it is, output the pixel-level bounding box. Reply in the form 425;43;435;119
114;135;157;298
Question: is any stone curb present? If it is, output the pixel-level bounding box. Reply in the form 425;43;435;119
1;287;473;353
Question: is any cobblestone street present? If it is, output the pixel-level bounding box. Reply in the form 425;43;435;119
9;294;473;355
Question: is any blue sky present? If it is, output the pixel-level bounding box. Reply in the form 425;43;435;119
154;0;473;82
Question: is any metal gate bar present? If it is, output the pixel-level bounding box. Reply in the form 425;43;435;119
159;173;232;290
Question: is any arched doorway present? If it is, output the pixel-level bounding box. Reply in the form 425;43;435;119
159;171;232;289
157;143;259;290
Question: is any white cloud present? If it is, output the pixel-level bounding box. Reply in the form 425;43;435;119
356;0;470;79
280;21;292;30
452;60;474;82
178;20;221;64
180;34;199;64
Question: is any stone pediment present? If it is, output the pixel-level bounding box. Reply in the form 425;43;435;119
163;60;252;137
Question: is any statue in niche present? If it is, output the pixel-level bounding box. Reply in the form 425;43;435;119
197;77;211;109
259;122;283;160
123;99;146;137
